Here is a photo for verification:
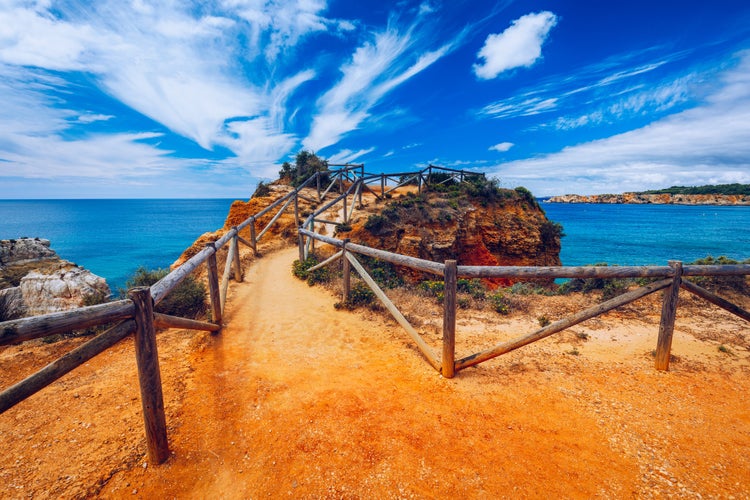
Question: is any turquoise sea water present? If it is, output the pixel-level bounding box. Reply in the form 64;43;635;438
542;203;749;266
0;199;748;291
0;199;235;292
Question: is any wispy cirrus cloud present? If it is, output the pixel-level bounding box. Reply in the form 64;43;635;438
0;0;346;178
327;147;375;164
303;9;458;152
478;46;697;127
490;51;750;196
473;11;558;80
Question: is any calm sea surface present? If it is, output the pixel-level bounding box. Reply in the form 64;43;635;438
0;199;748;291
0;199;235;292
542;203;749;266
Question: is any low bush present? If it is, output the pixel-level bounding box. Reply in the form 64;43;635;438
335;282;377;310
121;266;207;319
292;256;332;286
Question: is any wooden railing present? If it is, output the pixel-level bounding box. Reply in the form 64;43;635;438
295;172;750;380
1;164;748;464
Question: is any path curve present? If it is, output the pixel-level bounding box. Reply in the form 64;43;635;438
98;246;749;498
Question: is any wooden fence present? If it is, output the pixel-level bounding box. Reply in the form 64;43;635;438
1;164;748;464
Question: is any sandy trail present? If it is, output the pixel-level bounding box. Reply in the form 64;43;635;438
2;245;749;498
96;247;749;498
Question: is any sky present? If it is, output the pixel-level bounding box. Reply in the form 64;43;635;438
1;0;750;198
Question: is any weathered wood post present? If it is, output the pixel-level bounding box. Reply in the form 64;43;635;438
343;191;348;222
205;243;222;327
293;192;300;228
442;260;457;378
248;216;258;256
338;170;343;193
316;172;321;201
128;287;169;464
381;174;385;198
342;239;351;302
655;260;683;371
231;227;242;282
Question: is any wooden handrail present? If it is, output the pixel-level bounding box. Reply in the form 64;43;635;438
0;299;134;346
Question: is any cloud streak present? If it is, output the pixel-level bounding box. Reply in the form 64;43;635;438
491;51;750;196
303;11;457;152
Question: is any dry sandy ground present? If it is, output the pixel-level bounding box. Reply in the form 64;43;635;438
1;246;749;499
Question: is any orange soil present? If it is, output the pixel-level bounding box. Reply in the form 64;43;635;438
1;246;749;498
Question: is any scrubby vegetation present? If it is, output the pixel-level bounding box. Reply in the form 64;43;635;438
251;181;271;198
120;267;207;319
279;150;330;187
292;255;332;286
641;184;750;196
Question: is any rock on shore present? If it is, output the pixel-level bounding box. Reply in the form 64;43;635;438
0;238;110;319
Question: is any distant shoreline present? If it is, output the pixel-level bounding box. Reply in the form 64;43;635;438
545;193;750;205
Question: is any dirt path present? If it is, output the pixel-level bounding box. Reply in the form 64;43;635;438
96;247;749;498
2;246;749;498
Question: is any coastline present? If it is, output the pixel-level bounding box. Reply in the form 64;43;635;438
546;193;750;205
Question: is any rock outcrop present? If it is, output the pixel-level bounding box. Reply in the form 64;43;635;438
0;238;110;320
546;193;750;205
344;188;562;287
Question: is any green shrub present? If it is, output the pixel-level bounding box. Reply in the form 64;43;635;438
687;256;749;293
292;256;331;286
419;280;445;296
121;267;207;319
358;256;403;289
364;214;387;234
457;278;486;299
251;181;271;198
489;291;512;315
336;282;377;310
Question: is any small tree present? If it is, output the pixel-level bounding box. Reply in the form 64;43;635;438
279;150;330;187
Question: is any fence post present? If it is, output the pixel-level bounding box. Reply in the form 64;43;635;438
128;287;170;464
343;191;348;222
205;243;222;327
381;175;385;198
442;260;457;378
293;193;300;228
248;216;258;256
655;260;683;371
231;227;242;282
342;239;351;302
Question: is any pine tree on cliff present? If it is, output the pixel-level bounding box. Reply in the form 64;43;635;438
279;150;330;187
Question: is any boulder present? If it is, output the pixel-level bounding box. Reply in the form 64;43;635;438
0;238;57;266
19;262;111;316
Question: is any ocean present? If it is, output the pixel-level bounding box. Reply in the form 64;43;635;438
0;199;748;291
0;199;235;292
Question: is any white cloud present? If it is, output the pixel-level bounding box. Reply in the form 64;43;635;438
489;142;514;152
473;11;558;80
76;113;115;124
327;147;375;164
303;14;456;151
489;51;750;196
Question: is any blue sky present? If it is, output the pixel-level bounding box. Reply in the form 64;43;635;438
1;0;749;198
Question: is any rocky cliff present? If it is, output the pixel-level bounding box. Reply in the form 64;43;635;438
547;193;750;205
343;186;562;287
0;238;110;320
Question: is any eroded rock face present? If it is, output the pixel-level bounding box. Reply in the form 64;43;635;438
20;263;110;316
346;190;562;287
546;193;750;205
0;238;110;319
0;238;57;266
